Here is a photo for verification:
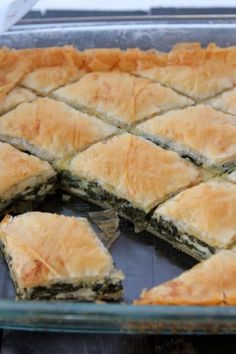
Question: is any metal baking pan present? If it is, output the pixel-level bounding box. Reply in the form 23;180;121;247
1;17;236;334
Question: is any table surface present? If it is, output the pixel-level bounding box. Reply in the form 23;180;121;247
3;7;236;353
1;330;236;353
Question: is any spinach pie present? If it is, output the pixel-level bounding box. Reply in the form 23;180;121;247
0;97;118;163
52;71;193;128
59;133;204;229
0;142;56;217
134;104;236;173
0;212;124;301
148;178;236;261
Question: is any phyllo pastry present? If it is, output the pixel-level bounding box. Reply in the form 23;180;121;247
136;61;236;101
134;105;236;172
59;133;204;229
134;250;236;305
21;66;82;96
209;87;236;115
0;86;36;116
148;178;236;261
0;97;118;163
52;71;193;128
0;142;56;216
0;50;30;98
0;212;124;301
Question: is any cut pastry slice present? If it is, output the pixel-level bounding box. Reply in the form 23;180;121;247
148;178;236;261
134;104;236;172
134;250;236;305
52;71;193;128
136;61;236;101
0;142;56;216
0;212;124;301
59;133;204;229
21;65;82;96
208;87;236;115
0;86;36;115
0;97;118;163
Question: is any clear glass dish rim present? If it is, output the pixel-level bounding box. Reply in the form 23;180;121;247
8;13;236;34
1;300;236;322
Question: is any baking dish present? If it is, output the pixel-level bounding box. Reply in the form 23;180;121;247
1;17;236;333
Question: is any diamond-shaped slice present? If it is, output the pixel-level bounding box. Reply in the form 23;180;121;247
60;133;204;228
0;97;118;163
0;212;124;300
52;71;193;128
134;104;236;172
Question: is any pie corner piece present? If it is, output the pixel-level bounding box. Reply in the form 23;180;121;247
60;132;205;230
148;178;236;261
0;212;124;301
134;250;236;306
0;141;56;217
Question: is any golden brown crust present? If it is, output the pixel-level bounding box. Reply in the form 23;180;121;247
0;141;54;198
0;86;36;115
134;250;236;305
0;97;118;162
0;50;31;98
135;104;236;165
21;66;82;95
68;133;202;211
4;43;236;84
154;178;236;249
0;212;116;289
218;251;236;305
17;46;80;69
53;71;193;127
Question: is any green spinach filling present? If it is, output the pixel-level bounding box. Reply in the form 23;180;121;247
142;135;236;173
0;176;57;218
0;239;122;301
60;171;148;226
149;215;216;260
25;279;123;300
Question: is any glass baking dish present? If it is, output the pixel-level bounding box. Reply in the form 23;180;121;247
1;17;236;334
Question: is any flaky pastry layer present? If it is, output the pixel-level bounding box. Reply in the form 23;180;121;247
0;212;123;292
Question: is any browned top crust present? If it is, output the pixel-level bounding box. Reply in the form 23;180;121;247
67;133;203;211
0;212;123;289
1;43;236;102
0;97;118;162
53;71;193;127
